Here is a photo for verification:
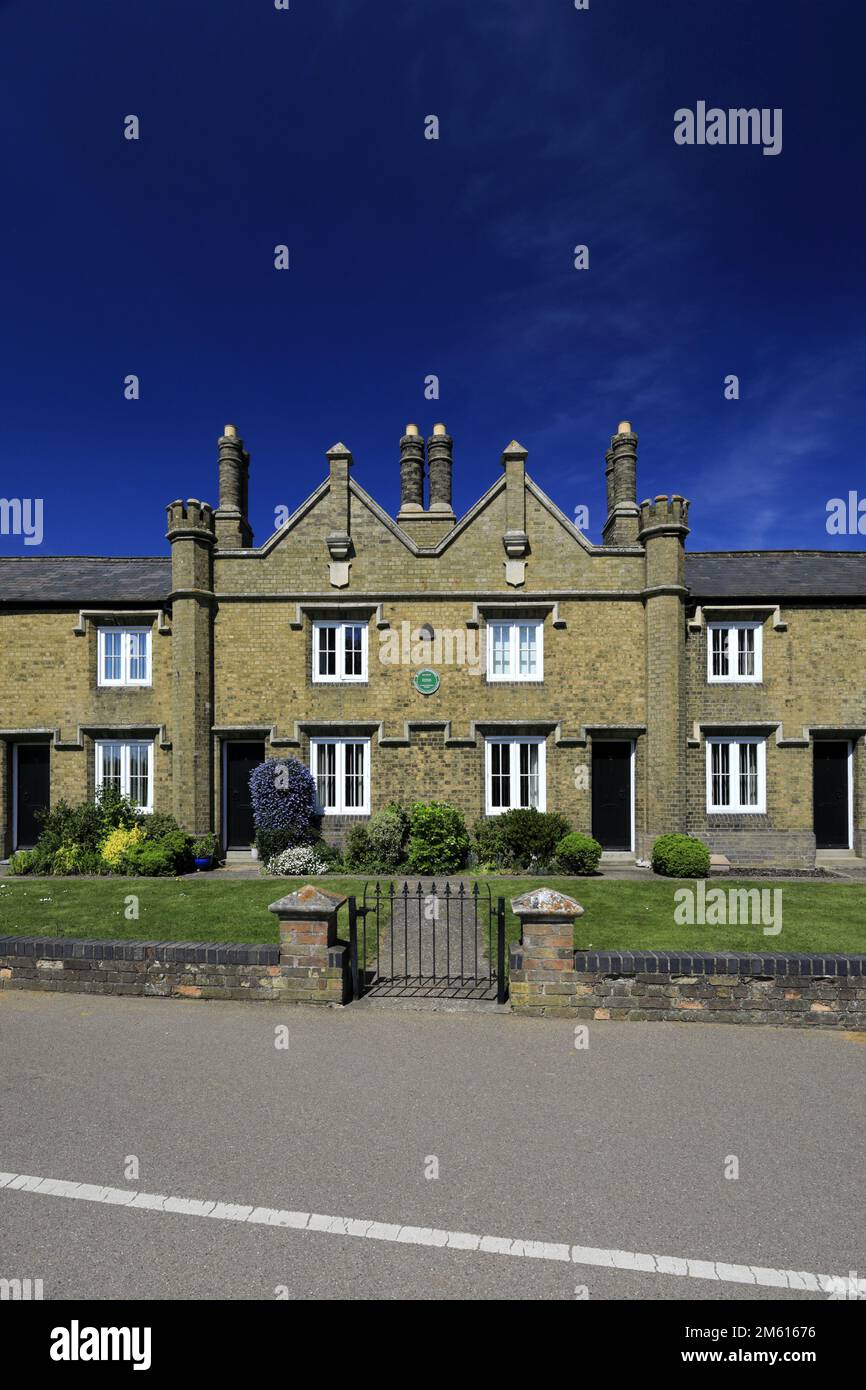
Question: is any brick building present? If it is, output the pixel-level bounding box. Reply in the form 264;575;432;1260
1;421;863;868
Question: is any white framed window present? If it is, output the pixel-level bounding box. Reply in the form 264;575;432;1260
484;737;546;814
707;622;762;683
706;737;766;814
95;740;153;812
98;627;152;687
487;620;543;681
312;621;368;683
310;738;370;814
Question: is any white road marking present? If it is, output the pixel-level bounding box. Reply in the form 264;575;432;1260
0;1169;861;1297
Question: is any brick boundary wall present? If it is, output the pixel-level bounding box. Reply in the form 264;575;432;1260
0;885;350;1006
567;951;866;1028
508;888;866;1028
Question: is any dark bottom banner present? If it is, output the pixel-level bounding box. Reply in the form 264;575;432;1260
2;1297;857;1373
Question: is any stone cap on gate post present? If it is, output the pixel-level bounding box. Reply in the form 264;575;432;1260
510;888;584;963
268;884;347;962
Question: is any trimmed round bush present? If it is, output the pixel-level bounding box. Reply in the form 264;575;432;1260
554;832;602;875
651;833;711;879
406;802;470;875
266;845;329;877
249;757;317;840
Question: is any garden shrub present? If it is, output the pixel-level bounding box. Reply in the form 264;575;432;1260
343;825;371;872
52;843;88;875
35;793;122;861
498;808;571;870
472;817;509;871
364;803;410;871
8;850;35;875
554;831;602;875
266;845;329;877
255;827;294;861
406;802;470;875
100;824;146;870
15;789;195;877
651;833;711;879
122;838;182;877
249;758;317;841
141;812;186;843
312;838;343;871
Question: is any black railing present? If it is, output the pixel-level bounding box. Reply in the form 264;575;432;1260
347;881;507;1003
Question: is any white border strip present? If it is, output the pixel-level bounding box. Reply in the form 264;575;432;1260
0;1170;861;1296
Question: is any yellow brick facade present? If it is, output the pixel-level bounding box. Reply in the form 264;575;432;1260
1;423;863;867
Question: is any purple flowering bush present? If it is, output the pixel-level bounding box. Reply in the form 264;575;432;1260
249;758;318;844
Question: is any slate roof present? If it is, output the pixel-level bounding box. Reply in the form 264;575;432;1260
685;551;866;600
0;557;172;604
0;550;863;604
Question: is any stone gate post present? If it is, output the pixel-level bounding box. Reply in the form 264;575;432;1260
509;887;584;1018
268;884;349;1005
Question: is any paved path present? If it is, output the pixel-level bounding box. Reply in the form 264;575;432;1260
358;881;500;1000
0;989;863;1300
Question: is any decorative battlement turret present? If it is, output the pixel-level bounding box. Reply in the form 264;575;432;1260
638;493;690;537
165;498;216;539
165;499;215;838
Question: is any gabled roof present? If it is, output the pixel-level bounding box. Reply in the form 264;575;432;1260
686;551;866;599
0;557;171;603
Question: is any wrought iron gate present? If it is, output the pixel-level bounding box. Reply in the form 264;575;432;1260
348;881;507;1003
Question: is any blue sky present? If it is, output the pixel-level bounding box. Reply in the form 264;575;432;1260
1;0;863;556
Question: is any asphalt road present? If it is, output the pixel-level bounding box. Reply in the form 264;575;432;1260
0;989;863;1301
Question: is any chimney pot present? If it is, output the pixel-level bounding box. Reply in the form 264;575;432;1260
617;420;632;435
433;423;447;437
405;423;419;437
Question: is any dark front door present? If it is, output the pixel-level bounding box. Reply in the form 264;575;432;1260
224;742;264;848
813;741;850;849
15;744;50;849
592;741;632;851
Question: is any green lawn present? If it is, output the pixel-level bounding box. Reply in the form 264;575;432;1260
0;875;865;953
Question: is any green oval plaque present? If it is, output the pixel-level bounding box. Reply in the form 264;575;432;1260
413;668;440;695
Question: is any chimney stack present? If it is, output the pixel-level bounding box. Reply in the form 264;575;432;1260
398;425;425;513
601;421;640;547
427;423;454;515
215;424;253;549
